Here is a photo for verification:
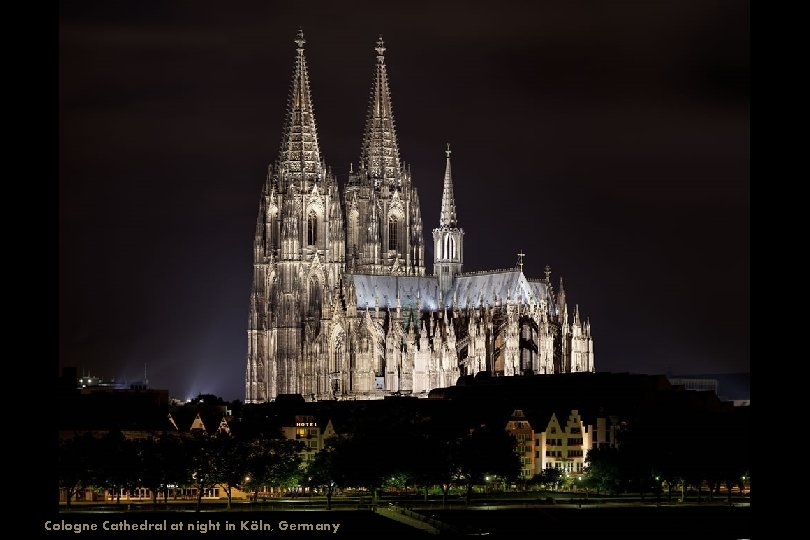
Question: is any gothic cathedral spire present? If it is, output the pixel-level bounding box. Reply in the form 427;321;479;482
277;29;323;191
345;36;425;276
439;144;459;227
360;36;402;189
433;145;464;296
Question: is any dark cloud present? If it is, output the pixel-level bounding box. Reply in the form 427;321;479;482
59;0;749;400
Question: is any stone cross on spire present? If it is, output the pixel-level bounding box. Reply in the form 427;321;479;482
517;250;525;272
295;28;305;50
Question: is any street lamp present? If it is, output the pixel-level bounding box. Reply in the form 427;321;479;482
654;476;661;504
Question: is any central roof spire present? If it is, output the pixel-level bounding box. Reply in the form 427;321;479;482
277;28;323;189
360;35;401;189
439;144;458;227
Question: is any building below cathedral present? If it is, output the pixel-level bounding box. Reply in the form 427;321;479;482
245;32;594;403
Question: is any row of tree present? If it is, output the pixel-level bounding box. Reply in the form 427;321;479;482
59;431;303;510
306;423;521;508
58;418;523;510
59;403;749;509
584;407;750;503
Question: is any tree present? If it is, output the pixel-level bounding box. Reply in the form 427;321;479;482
328;434;386;502
457;426;521;504
408;428;460;505
95;430;138;504
58;433;97;510
305;441;339;509
190;394;226;405
535;467;564;491
210;434;249;511
383;471;411;494
243;437;303;502
136;434;187;507
186;432;222;511
394;415;489;507
585;446;621;495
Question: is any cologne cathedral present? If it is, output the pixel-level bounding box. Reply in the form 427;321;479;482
245;33;594;403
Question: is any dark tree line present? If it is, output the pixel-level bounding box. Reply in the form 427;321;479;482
59;416;521;510
58;430;303;511
304;415;521;507
584;407;750;502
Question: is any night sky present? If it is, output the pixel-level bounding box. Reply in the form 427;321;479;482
59;0;749;401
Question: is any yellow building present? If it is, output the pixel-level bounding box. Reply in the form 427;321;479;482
537;410;592;476
281;415;324;466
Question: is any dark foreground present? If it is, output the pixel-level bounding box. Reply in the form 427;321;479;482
434;506;751;538
40;506;751;539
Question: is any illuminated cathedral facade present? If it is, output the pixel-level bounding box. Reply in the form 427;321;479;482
245;33;594;403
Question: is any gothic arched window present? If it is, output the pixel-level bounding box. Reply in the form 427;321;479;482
308;278;321;316
308;212;317;246
349;211;359;250
389;217;398;252
332;336;344;373
268;211;278;251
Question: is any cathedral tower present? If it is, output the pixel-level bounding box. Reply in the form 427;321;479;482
344;37;425;276
433;146;464;296
245;31;345;403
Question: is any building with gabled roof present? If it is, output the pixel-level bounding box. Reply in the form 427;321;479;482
167;403;230;435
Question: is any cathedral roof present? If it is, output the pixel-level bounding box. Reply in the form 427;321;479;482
349;274;440;310
347;270;553;311
447;270;549;307
526;280;554;306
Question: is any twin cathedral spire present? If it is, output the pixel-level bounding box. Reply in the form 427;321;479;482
269;30;455;279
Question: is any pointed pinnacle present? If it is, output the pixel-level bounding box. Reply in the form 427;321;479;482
295;28;305;50
439;145;458;227
375;35;386;58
